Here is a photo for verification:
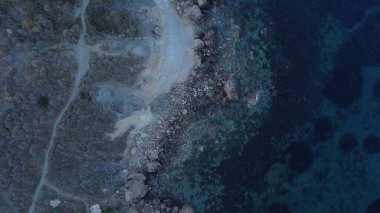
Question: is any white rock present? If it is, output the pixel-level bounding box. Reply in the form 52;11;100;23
49;199;61;208
90;204;102;213
183;5;203;23
197;0;208;8
130;147;137;155
192;39;205;51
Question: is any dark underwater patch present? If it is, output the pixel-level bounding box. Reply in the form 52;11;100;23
323;12;380;108
323;42;363;108
365;198;380;213
363;135;380;154
216;0;380;212
373;78;380;98
267;203;292;213
339;133;357;153
313;116;333;141
287;142;313;173
354;12;380;66
319;0;380;28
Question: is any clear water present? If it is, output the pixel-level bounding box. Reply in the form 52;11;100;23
179;0;380;212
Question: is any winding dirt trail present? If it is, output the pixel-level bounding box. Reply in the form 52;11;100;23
27;0;195;211
27;0;90;212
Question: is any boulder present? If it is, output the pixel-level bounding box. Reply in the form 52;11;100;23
171;206;179;213
224;74;240;101
146;161;161;173
183;5;203;23
179;205;194;213
90;204;101;213
192;39;205;51
125;173;148;205
197;0;208;8
49;199;61;208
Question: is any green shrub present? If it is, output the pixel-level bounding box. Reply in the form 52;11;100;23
37;96;49;108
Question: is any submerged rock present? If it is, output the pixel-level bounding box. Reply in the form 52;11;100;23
224;74;240;101
179;205;194;213
171;206;179;213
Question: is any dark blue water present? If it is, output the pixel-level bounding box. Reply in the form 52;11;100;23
215;0;380;212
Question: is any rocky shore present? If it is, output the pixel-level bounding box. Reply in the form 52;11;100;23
0;0;265;212
122;0;241;212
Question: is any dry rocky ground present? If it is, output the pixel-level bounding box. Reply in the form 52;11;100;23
0;0;246;212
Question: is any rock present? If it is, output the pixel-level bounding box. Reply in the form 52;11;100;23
90;204;102;213
183;5;203;23
179;205;194;213
125;173;148;205
197;0;208;8
126;207;139;213
224;74;240;101
49;199;61;208
171;206;179;213
194;55;202;67
194;28;205;39
148;149;159;160
204;30;216;47
130;147;137;155
160;203;166;209
153;26;162;36
16;29;28;37
0;102;14;113
146;161;161;173
192;39;205;51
